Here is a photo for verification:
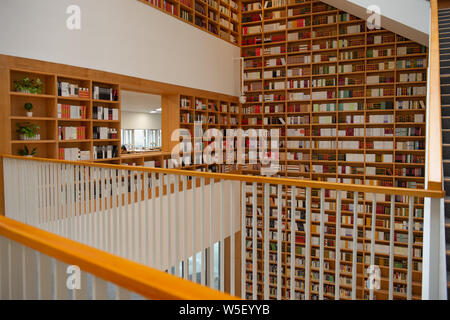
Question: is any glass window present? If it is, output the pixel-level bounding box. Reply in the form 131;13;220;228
121;129;162;151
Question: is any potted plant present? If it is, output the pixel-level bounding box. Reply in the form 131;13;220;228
18;146;37;157
14;77;43;94
24;102;33;117
16;122;40;141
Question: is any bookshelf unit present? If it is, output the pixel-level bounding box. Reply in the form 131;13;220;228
8;69;121;163
240;0;428;300
179;94;241;173
139;0;241;45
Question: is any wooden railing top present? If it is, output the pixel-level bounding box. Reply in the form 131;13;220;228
2;154;444;198
0;215;237;300
428;0;444;191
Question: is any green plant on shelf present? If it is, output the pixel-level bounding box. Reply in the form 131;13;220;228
24;102;33;117
18;146;37;157
14;77;43;94
16;122;41;141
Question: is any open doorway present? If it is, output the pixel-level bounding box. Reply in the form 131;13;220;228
121;90;162;153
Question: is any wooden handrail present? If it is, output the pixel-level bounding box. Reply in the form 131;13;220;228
2;154;445;198
0;215;237;300
428;0;444;191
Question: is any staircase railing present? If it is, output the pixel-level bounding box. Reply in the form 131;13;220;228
2;154;444;300
422;0;447;300
0;215;236;300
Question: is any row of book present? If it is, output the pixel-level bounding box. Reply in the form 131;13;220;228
58;126;86;141
58;81;90;99
93;127;118;140
57;104;87;119
58;148;90;161
92;86;119;101
92;106;119;121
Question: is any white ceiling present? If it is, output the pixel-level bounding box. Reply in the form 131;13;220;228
121;90;162;114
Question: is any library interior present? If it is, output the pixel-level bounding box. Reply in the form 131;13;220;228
0;0;448;301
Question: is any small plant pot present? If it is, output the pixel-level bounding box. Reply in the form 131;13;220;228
26;112;33;117
24;155;34;158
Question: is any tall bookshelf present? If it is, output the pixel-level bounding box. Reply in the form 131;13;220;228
179;94;241;173
140;0;241;45
8;69;122;164
240;0;427;300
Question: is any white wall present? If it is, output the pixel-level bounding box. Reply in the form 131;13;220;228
0;0;241;96
121;111;161;130
323;0;430;45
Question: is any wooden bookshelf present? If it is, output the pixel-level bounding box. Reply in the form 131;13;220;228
240;0;428;300
179;94;241;173
8;69;121;163
139;0;241;45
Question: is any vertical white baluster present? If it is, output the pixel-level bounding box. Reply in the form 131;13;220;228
89;166;94;247
72;269;88;300
352;192;358;300
389;194;395;300
241;182;246;298
183;175;188;279
192;176;196;282
70;165;76;241
143;172;149;266
167;174;172;274
290;186;296;300
105;169;111;253
230;180;235;296
252;182;257;300
57;164;62;236
319;188;325;300
77;165;81;243
112;169;119;256
121;170;126;257
370;194;377;300
100;168;106;251
407;196;414;300
335;190;342;300
159;173;164;271
0;236;11;299
130;170;136;261
23;246;38;300
263;183;270;300
80;165;85;244
200;177;205;285
174;175;180;277
305;187;311;300
219;179;224;291
277;184;282;300
92;276;108;300
151;172;156;268
209;178;214;287
54;259;68;299
137;171;143;263
33;161;40;229
95;167;101;249
37;252;52;300
105;168;111;253
125;169;130;260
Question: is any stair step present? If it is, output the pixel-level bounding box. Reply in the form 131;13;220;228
442;76;450;85
443;145;450;164
442;94;450;105
442;84;450;94
442;105;450;116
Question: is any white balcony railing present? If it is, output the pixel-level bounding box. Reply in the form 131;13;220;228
1;155;446;299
